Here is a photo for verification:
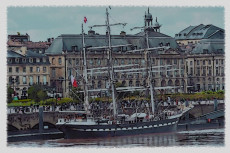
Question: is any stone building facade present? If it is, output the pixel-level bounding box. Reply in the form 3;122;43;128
7;47;50;99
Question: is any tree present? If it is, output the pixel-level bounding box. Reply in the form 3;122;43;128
7;86;14;103
28;84;46;102
37;90;47;102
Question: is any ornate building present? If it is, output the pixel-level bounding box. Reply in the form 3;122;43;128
7;46;50;99
45;8;187;98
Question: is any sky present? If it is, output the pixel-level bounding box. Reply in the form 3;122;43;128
7;6;224;42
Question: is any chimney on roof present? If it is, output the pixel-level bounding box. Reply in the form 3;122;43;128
88;29;95;35
120;31;126;36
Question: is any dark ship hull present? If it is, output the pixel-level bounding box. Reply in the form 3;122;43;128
57;118;178;139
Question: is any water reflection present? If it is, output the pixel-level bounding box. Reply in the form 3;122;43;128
8;128;224;147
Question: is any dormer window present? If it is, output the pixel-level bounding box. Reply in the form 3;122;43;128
184;33;186;36
159;42;163;47
29;58;33;63
8;58;12;63
36;58;40;63
15;58;19;63
72;45;78;51
22;58;26;63
43;57;46;63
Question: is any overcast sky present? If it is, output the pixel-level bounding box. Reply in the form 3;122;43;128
7;6;224;42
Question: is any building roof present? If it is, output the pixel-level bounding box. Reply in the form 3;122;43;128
46;30;180;55
175;24;224;40
190;39;225;54
7;50;24;58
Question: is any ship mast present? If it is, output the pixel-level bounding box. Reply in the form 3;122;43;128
130;25;156;114
82;24;89;113
88;8;127;119
106;8;117;118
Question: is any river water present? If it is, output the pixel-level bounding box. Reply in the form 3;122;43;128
8;128;224;147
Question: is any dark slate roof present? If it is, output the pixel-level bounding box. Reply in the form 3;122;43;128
7;50;24;58
26;50;47;57
175;24;224;40
191;39;225;54
46;31;180;55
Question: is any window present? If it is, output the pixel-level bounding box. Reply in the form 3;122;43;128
43;58;46;63
16;76;19;84
221;59;224;65
8;58;12;63
52;58;55;65
58;58;62;65
203;60;205;65
43;75;47;85
197;60;200;65
128;59;132;64
30;67;33;73
216;67;219;76
141;59;145;66
97;59;101;66
115;59;118;65
203;68;206;76
167;59;171;65
190;61;193;66
9;67;12;73
197;67;200;76
29;58;33;63
152;58;155;64
43;67;46;73
23;76;27;84
52;68;56;78
22;58;26;63
37;67;40;72
15;58;19;63
216;59;218;65
190;68;193;75
174;59;177;64
16;67;19;73
36;58;40;63
29;76;33;85
37;76;40;84
76;59;79;65
208;60;211;65
68;59;72;65
121;59;125;65
160;59;163;65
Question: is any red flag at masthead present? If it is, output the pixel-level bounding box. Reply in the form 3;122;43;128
84;17;87;23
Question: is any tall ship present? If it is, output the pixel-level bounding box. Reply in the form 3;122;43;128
56;7;193;139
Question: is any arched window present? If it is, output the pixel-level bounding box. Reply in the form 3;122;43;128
129;80;133;87
175;79;180;86
168;79;173;86
52;58;55;65
161;80;166;87
122;81;126;86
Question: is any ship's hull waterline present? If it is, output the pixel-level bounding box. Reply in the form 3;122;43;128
57;118;178;139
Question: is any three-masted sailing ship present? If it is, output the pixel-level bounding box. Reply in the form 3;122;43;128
56;8;193;139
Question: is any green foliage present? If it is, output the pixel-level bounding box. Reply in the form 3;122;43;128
8;101;36;107
7;86;14;103
28;84;48;102
37;90;48;102
12;99;32;103
57;98;73;105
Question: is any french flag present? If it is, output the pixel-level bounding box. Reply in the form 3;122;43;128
71;75;78;88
